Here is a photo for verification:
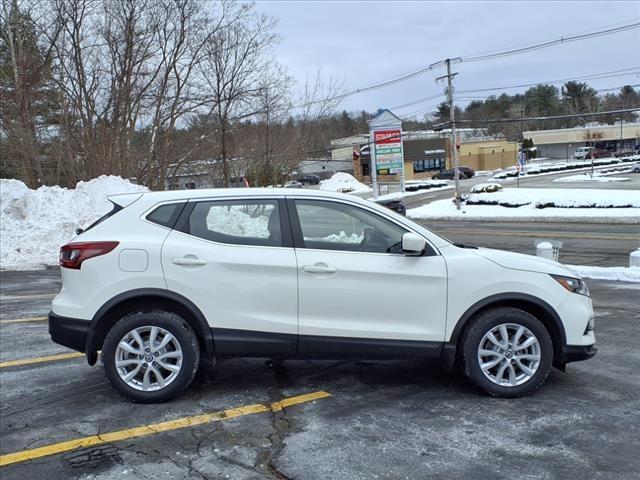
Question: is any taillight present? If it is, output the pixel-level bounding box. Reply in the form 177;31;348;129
59;242;119;269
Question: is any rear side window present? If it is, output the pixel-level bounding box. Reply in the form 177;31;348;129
186;200;282;247
146;203;185;228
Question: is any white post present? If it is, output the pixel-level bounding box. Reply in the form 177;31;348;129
630;248;640;268
369;132;378;199
536;242;554;260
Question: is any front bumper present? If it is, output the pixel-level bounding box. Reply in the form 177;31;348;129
565;344;597;363
48;311;90;353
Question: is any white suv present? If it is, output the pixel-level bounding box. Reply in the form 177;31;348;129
49;189;596;402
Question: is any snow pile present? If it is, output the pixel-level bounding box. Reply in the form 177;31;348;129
466;188;640;209
1;176;147;270
492;155;639;180
567;265;640;283
470;183;503;194
404;180;449;192
553;173;629;183
206;204;271;238
319;172;370;194
307;231;363;243
408;188;640;223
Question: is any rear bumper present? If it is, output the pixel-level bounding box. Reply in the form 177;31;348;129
48;311;90;354
565;344;597;363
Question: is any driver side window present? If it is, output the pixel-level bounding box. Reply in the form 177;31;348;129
294;200;407;254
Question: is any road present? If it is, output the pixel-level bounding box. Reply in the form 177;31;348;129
422;221;640;267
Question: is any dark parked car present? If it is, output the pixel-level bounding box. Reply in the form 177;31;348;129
585;149;611;159
374;198;407;216
432;166;475;180
299;174;321;185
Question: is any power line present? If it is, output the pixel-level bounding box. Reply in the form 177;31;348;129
290;20;640;110
460;22;640;63
457;67;640;94
436;108;640;127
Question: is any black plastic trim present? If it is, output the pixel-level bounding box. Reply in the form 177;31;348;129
449;292;567;346
212;328;297;356
298;334;443;359
49;312;90;353
86;288;214;364
565;344;597;363
211;327;443;359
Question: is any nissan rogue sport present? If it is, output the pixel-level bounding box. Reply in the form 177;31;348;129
49;189;596;402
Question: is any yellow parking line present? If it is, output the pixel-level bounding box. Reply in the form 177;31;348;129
0;352;85;368
0;293;56;301
0;390;331;467
0;317;47;325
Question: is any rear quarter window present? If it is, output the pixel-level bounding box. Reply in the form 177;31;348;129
146;203;186;228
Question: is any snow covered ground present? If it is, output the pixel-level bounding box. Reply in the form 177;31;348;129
568;265;640;282
1;176;147;270
319;172;371;194
408;188;640;223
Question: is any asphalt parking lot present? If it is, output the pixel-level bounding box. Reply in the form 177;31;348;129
1;265;640;479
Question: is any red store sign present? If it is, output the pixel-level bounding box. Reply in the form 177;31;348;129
374;129;402;145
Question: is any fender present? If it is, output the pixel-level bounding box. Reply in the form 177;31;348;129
84;288;214;365
442;292;568;369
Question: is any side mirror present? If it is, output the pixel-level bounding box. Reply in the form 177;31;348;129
402;232;426;256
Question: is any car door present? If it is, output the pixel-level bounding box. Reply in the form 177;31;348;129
161;197;298;356
289;197;448;358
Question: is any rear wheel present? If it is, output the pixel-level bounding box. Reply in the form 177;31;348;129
102;311;200;403
461;307;553;398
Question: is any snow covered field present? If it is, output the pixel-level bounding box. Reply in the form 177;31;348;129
408;188;640;223
553;173;629;183
0;176;147;270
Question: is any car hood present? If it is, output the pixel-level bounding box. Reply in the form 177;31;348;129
471;247;579;277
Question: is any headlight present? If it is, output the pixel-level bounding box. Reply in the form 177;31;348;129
550;274;590;296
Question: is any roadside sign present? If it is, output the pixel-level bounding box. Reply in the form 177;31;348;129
373;128;403;175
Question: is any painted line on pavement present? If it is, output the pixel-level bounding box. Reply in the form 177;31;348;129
0;293;56;301
0;352;85;368
0;317;47;325
0;390;332;467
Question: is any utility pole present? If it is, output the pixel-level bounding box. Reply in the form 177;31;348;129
436;58;462;210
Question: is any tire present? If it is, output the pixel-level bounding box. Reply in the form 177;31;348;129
634;168;640;173
102;310;200;403
461;307;553;398
432;175;439;180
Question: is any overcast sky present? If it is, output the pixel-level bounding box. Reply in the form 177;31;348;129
255;1;640;119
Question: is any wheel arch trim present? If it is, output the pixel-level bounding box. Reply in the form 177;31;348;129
446;292;567;368
85;288;214;365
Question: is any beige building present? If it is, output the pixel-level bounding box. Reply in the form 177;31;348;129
523;123;640;159
331;131;518;182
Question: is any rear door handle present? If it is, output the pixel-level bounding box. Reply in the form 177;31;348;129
303;263;337;274
172;255;207;266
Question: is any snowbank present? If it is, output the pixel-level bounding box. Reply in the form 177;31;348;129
553;173;629;183
319;172;371;194
407;188;640;223
567;265;640;283
1;176;147;270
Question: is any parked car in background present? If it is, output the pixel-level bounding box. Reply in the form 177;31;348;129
432;166;474;180
299;174;321;185
573;146;594;160
630;162;640;173
374;198;407;216
49;189;596;402
284;180;303;188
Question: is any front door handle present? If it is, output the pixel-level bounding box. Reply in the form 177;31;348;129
303;263;337;274
172;255;207;266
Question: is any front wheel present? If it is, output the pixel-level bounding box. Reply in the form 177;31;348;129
462;307;553;398
102;311;200;403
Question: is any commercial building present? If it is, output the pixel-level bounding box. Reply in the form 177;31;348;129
523;122;640;160
331;130;518;182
